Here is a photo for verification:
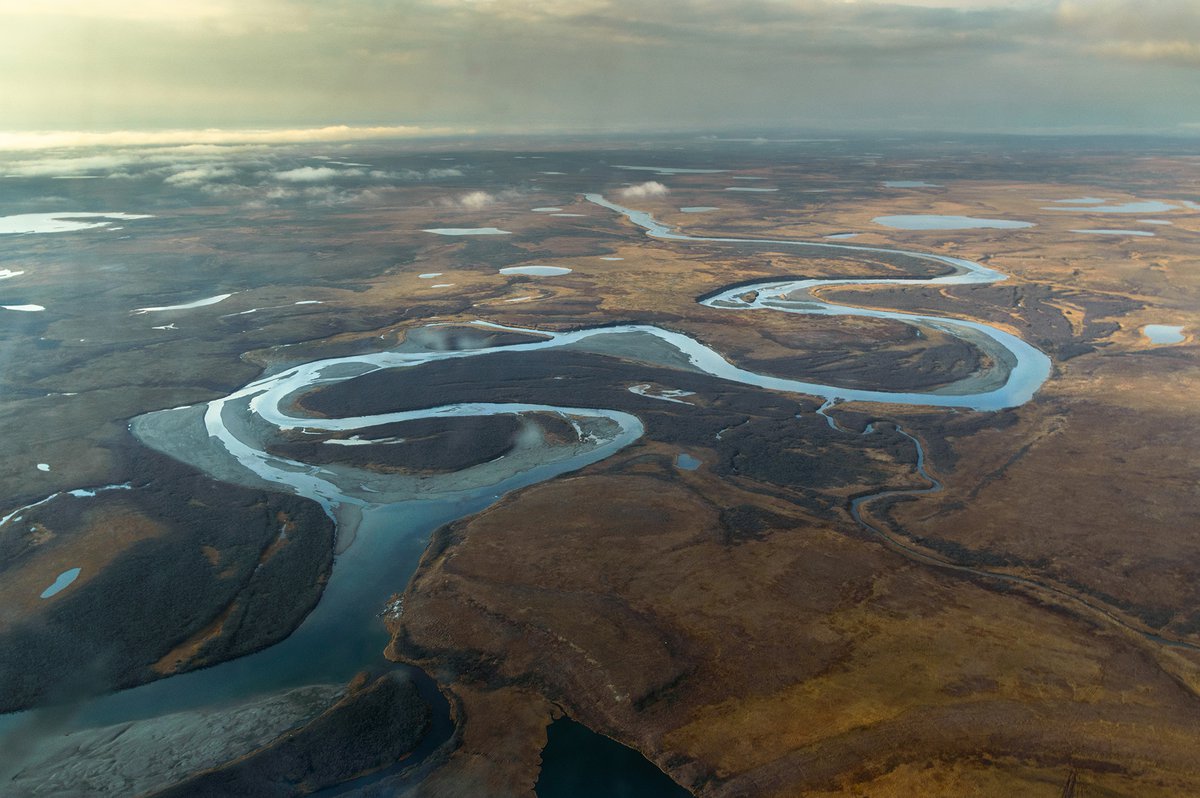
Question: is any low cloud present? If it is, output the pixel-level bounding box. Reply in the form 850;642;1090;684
365;167;465;180
273;166;356;182
165;166;238;185
247;185;386;208
1;145;274;180
436;187;526;209
617;181;669;199
392;167;465;180
455;190;497;209
2;153;139;177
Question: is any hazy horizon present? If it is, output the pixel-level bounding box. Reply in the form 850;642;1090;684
1;0;1198;146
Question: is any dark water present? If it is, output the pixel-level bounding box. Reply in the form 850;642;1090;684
71;498;476;728
536;718;692;798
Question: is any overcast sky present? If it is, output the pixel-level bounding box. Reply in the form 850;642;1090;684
0;0;1197;144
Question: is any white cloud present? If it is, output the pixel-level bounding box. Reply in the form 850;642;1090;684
2;153;137;177
455;190;497;209
617;181;669;199
273;165;354;182
365;167;465;180
247;184;385;207
435;187;528;209
275;163;465;183
1;146;280;183
164;165;238;185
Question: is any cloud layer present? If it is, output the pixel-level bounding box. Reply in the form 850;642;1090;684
0;126;463;152
0;1;1195;135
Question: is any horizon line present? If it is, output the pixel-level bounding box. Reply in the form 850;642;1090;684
1;123;1199;152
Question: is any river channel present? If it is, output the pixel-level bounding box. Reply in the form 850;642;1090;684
0;194;1053;794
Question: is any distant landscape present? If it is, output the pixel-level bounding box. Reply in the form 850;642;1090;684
0;132;1195;796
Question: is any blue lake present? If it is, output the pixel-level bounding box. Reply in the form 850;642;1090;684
1072;229;1155;237
500;266;573;276
873;215;1033;230
39;568;81;599
1144;324;1185;344
1045;200;1178;214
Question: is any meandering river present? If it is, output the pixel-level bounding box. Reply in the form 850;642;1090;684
0;194;1054;793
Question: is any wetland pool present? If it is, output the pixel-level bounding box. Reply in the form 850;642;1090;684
873;214;1033;230
1144;324;1185;344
